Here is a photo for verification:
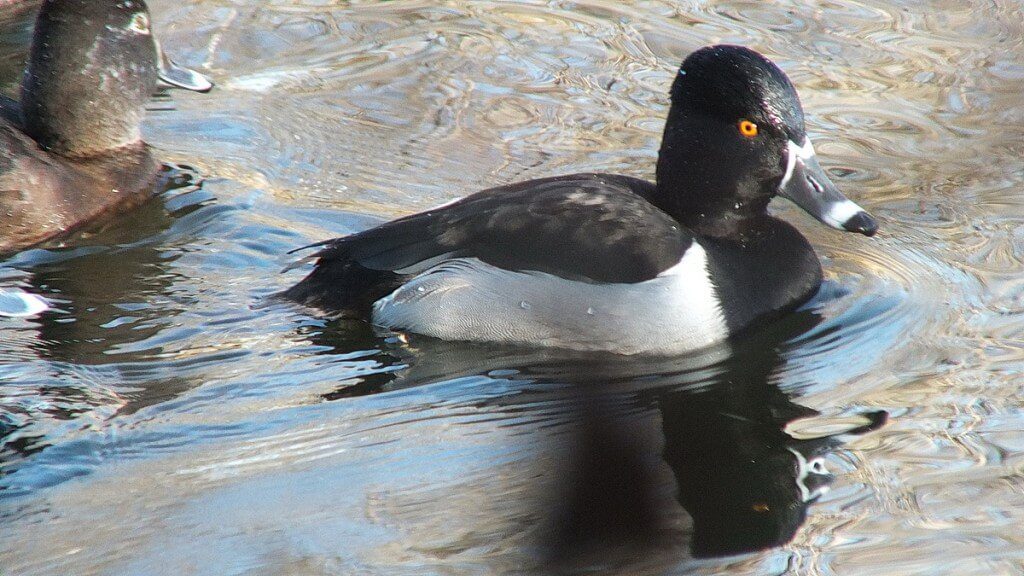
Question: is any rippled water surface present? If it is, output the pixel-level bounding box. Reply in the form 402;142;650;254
2;0;1024;574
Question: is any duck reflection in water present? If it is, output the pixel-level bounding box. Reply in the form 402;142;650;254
309;300;887;568
545;370;885;566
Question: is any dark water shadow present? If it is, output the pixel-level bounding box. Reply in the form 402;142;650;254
303;298;887;568
0;168;216;478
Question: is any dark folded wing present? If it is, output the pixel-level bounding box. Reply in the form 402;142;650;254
304;173;691;284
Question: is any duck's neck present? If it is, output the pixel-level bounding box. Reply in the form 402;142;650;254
21;3;155;157
653;189;772;239
649;162;774;239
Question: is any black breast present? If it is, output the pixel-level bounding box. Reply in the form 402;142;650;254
701;218;823;334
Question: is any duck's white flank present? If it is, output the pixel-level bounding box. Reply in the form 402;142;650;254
371;242;728;355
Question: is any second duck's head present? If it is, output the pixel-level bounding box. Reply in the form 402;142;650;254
657;45;877;237
20;0;212;158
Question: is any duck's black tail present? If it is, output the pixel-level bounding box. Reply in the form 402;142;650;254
279;258;403;319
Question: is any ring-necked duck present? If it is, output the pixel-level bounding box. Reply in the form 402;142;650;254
0;0;211;254
283;45;878;355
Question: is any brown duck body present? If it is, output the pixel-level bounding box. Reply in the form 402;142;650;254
0;102;160;252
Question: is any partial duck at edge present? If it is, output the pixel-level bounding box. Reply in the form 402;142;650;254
0;0;211;254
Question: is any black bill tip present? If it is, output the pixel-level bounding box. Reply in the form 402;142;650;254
842;211;879;237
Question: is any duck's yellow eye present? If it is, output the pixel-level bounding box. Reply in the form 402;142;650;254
738;120;758;138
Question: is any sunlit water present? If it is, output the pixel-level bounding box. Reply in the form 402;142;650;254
1;0;1023;574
